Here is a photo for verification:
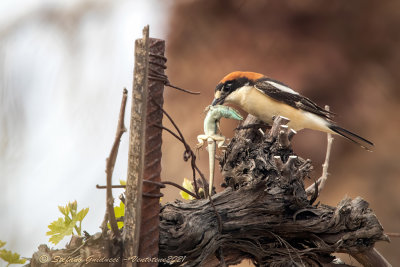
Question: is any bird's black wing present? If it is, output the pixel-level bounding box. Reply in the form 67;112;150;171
254;78;334;120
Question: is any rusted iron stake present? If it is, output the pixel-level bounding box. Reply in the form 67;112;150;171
123;26;149;267
138;38;165;267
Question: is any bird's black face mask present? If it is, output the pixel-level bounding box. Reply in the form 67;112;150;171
211;77;250;106
211;82;233;106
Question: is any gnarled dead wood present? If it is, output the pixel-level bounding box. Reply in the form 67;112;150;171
27;115;390;267
158;116;389;267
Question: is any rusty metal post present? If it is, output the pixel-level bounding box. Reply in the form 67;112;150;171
137;38;165;266
123;26;149;267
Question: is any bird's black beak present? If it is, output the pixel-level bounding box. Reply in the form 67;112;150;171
212;90;224;106
212;97;226;106
211;98;220;106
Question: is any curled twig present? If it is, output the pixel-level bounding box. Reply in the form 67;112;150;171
97;181;198;200
151;101;224;245
153;124;183;142
165;83;201;95
151;99;210;198
148;54;200;95
101;89;128;237
162;181;199;199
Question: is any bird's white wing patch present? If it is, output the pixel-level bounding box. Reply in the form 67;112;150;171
266;81;299;95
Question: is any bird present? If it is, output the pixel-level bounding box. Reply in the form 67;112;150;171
211;71;373;150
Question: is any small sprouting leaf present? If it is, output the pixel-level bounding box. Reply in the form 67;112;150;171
63;203;70;216
0;240;5;248
47;201;89;245
114;201;125;229
76;208;89;222
46;217;76;245
108;201;125;230
119;179;126;186
0;249;26;265
58;205;67;216
114;201;125;219
180;178;194;200
69;201;78;215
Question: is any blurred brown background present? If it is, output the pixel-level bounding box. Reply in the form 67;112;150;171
159;0;400;266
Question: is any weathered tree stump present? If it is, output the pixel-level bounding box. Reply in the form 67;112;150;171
27;116;389;267
158;115;389;267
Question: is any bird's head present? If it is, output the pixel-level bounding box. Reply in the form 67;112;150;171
211;71;265;106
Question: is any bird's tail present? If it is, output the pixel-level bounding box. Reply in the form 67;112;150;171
329;125;374;151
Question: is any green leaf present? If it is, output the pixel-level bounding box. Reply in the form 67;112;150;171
107;201;125;230
119;179;126;186
110;201;125;229
114;201;125;229
0;249;26;265
68;201;78;216
48;201;89;244
0;240;5;248
58;205;67;216
180;178;194;200
76;208;89;222
46;217;76;245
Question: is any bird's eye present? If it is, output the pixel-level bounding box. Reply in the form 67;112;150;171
223;82;233;91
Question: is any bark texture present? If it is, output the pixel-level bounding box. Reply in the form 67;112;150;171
123;26;149;266
27;116;389;267
158;116;389;266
